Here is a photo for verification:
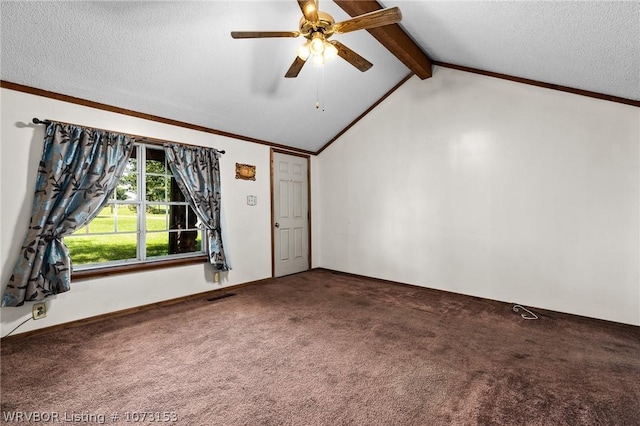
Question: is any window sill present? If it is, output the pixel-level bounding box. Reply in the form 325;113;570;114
71;255;209;281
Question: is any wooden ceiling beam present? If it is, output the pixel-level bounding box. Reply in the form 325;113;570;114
334;0;432;79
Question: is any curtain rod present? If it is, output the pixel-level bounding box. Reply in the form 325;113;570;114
31;118;225;154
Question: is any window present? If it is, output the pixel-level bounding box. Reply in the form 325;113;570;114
65;144;204;270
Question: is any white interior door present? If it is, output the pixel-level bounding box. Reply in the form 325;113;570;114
272;151;309;277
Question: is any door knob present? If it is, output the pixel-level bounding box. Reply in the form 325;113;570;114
275;222;280;228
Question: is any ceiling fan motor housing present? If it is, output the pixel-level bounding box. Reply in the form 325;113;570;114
299;11;335;40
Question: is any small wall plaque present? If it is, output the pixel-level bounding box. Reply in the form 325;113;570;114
235;163;256;181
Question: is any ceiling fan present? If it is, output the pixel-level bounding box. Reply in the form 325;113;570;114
231;0;402;78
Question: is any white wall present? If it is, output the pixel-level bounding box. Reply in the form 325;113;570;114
3;66;639;334
315;67;640;326
1;88;273;336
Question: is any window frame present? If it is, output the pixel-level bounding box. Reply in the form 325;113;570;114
66;142;207;278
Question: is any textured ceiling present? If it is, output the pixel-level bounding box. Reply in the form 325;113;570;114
383;0;639;102
1;1;638;153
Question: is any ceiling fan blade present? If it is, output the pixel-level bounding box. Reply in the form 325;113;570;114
285;56;307;78
329;41;373;72
297;0;319;22
333;6;402;34
231;31;300;39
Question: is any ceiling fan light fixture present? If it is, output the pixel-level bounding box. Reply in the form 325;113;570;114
310;33;325;55
297;42;311;60
323;42;338;62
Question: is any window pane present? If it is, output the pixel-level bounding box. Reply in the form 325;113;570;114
147;232;169;258
168;177;184;202
146;175;167;201
169;205;196;229
147;230;202;257
170;228;201;254
145;147;167;175
67;233;138;265
110;151;139;201
90;205;116;233
115;205;138;232
115;171;138;201
146;204;168;231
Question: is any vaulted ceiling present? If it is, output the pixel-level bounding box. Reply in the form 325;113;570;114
1;1;638;154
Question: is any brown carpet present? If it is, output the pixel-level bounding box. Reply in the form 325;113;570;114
1;269;639;425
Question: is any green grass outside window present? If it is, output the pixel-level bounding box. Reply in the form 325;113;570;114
65;206;201;265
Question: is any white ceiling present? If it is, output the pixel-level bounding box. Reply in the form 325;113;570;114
1;1;638;153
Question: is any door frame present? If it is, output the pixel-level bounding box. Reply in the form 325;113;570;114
270;148;312;278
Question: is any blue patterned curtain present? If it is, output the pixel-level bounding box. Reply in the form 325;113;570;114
2;122;134;307
164;144;229;270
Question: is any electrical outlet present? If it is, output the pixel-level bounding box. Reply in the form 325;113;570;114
214;272;220;283
32;303;47;320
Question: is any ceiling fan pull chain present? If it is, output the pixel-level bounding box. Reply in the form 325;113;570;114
314;65;326;111
316;67;320;109
322;65;326;112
